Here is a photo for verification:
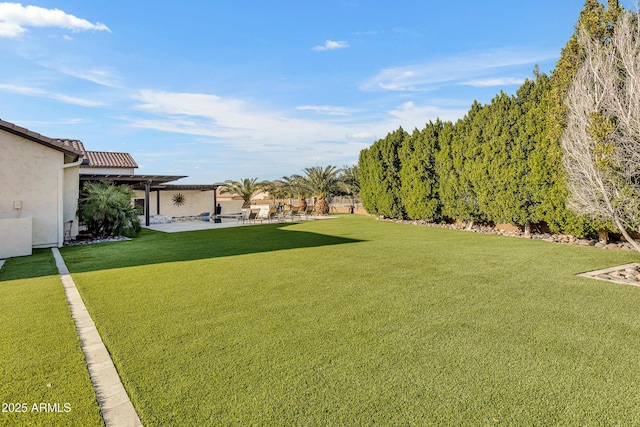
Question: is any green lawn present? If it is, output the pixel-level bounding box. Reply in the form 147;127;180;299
0;250;103;427
54;216;640;425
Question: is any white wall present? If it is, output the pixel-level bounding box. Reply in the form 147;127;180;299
80;167;135;175
63;165;80;238
0;218;32;258
0;132;63;249
0;131;79;252
133;189;238;217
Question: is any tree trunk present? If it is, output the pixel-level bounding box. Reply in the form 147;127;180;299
316;199;329;215
298;198;307;211
524;222;531;238
466;220;474;231
597;230;609;244
613;218;640;253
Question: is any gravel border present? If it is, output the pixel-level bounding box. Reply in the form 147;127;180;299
376;217;637;251
578;263;640;287
64;236;131;246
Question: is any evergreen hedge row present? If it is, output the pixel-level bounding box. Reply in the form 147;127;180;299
359;73;593;236
359;0;625;238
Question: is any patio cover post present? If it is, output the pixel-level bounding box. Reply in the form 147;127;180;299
213;185;217;218
145;180;151;226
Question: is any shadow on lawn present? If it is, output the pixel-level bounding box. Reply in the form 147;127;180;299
59;222;364;274
0;249;61;282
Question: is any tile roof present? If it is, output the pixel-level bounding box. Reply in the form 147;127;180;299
55;139;138;169
0;118;83;159
83;151;138;169
58;139;86;153
2;118;137;168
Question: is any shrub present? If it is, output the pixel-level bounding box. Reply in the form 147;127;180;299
78;181;141;238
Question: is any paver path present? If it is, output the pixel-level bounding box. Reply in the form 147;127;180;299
52;248;143;427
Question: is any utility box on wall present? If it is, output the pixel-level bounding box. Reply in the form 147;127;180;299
0;218;32;259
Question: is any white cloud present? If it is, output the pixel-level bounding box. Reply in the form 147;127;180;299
360;48;556;92
58;66;120;87
346;132;375;140
296;105;354;116
462;77;525;87
388;101;469;128
0;20;24;37
129;90;470;158
0;83;105;106
72;89;478;181
0;3;110;38
132;90;359;144
14;118;86;126
312;40;349;51
128;90;386;175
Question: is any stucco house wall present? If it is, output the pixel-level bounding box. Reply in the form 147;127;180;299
80;166;136;175
133;189;237;217
0;121;81;257
1;130;60;248
63;165;80;238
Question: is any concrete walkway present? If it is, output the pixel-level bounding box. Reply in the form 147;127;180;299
52;248;142;427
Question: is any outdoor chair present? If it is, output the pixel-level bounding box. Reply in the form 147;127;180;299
303;205;316;220
262;206;280;222
241;209;260;224
281;206;299;221
278;206;291;221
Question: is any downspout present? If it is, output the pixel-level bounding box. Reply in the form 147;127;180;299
58;157;84;248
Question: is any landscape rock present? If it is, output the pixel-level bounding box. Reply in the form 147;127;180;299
65;236;131;246
377;217;638;252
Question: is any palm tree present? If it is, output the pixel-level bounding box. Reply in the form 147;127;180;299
263;180;288;205
279;175;309;211
78;181;141;237
220;178;268;208
300;165;342;215
338;165;360;212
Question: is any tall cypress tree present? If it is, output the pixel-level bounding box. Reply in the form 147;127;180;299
472;91;519;224
358;127;407;218
399;121;442;221
437;102;487;226
359;146;382;215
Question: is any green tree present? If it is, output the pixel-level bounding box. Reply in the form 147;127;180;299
298;165;342;215
359;147;380;215
470;91;517;224
399;122;442;221
358;127;407;218
279;175;310;211
437;102;486;227
220;178;269;208
263;180;288;205
77;181;141;238
337;165;360;209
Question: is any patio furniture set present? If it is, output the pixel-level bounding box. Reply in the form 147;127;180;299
240;205;316;224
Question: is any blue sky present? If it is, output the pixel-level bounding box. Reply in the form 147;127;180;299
0;1;630;183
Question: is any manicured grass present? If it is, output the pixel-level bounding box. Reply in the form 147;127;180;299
0;250;103;427
60;216;640;425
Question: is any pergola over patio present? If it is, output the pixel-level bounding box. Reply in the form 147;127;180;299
79;174;224;226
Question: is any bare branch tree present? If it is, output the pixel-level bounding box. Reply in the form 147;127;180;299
562;11;640;251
